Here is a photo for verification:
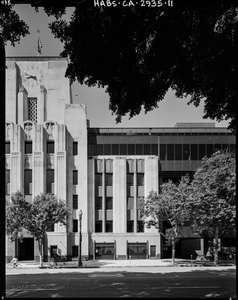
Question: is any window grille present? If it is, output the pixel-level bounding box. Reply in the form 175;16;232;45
28;98;37;123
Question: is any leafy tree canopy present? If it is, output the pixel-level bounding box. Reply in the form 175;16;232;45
190;150;236;238
45;1;237;131
0;2;29;46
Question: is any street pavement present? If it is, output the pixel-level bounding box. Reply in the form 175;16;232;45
6;258;236;274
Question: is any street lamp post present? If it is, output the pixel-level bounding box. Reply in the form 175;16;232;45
78;209;83;267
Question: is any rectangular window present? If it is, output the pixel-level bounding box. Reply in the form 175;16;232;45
105;174;113;186
127;197;134;209
191;144;198;160
112;144;119;155
106;221;113;233
73;195;78;209
143;144;150;155
72;246;78;257
183;144;190;160
47;141;54;154
175;144;182;160
128;144;135;155
104;144;111;155
46;170;54;194
106;197;113;210
95;174;102;186
199;144;206;160
97;144;103;155
137;174;144;186
167;144;174;160
127;221;134;233
28;98;37;123
73;170;78;185
95;221;102;232
136;144;143;155
151;144;158;155
214;144;221;151
222;144;229;151
207;144;213;158
160;144;166;160
73;142;78;155
5;170;10;195
73;220;78;232
137;221;144;232
24;170;32;195
127;173;134;186
120;144;127;155
5;142;10;154
95;197;102;210
25;142;32;154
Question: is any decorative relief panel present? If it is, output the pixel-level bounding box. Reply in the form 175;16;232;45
5;155;10;169
47;154;54;169
11;152;19;156
57;151;65;156
24;155;32;169
45;121;56;139
34;152;42;156
24;122;34;140
5;122;12;140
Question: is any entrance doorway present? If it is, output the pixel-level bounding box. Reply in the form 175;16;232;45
18;238;34;261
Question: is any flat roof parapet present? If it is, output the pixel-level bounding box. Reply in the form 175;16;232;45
174;122;216;128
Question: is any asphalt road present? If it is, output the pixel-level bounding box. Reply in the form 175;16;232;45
6;267;236;298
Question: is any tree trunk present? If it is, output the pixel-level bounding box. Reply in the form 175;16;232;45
171;239;175;265
214;227;219;266
38;238;43;267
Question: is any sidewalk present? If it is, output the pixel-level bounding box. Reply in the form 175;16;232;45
7;258;236;269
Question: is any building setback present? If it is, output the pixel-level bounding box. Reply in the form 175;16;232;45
5;57;236;262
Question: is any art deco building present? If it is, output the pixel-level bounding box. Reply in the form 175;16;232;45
5;57;236;261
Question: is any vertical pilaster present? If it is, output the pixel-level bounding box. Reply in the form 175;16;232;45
54;124;67;233
133;158;137;233
17;86;28;125
37;85;46;124
102;158;106;233
113;157;127;233
10;124;24;194
144;156;159;234
33;124;45;197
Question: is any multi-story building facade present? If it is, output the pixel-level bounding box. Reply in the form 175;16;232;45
5;57;236;262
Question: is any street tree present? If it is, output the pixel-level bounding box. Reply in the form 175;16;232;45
45;1;237;131
189;150;236;265
140;175;192;265
6;191;31;258
6;192;70;267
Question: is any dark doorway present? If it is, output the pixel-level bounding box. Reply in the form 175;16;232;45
127;243;147;259
50;246;58;258
18;238;34;261
150;245;156;258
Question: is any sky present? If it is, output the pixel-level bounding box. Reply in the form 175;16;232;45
6;4;230;129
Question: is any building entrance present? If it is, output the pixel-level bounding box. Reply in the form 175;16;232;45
17;238;34;261
127;243;147;259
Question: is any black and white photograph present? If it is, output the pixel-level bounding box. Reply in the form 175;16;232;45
2;0;236;298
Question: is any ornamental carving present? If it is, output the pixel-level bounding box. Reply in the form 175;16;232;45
5;156;10;169
24;155;32;169
24;122;33;140
45;122;55;137
47;155;54;169
5;122;12;140
40;85;46;93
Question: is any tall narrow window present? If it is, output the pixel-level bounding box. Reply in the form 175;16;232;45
73;170;78;185
5;142;10;154
47;142;54;154
5;170;10;195
46;170;54;194
25;141;32;154
73;195;78;209
28;98;37;123
73;142;78;155
24;170;32;195
73;220;78;232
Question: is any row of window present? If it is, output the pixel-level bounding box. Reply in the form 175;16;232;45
5;141;78;155
5;170;79;195
88;143;235;158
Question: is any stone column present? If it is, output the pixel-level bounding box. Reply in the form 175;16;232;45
37;85;46;124
32;124;45;197
144;156;159;234
113;157;127;233
10;124;24;193
17;86;28;125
